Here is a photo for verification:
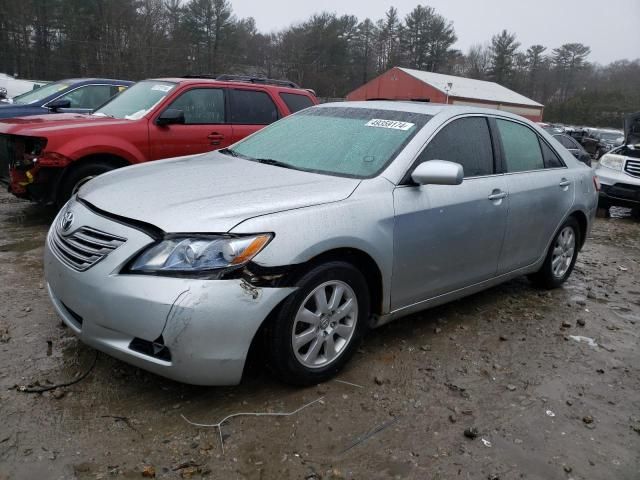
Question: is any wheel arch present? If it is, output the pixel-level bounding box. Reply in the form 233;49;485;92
568;209;588;250
53;153;131;202
242;246;385;380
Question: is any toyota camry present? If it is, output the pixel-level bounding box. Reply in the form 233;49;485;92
44;102;599;386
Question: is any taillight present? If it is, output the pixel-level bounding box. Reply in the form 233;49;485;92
593;175;601;192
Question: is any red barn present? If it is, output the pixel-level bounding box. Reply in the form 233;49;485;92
346;67;544;122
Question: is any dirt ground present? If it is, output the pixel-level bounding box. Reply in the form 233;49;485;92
0;190;638;480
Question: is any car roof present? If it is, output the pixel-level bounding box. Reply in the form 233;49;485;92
149;77;309;94
59;78;133;84
316;100;535;122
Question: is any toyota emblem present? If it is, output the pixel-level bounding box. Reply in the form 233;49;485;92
61;210;74;232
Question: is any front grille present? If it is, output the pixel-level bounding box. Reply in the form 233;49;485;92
625;159;640;178
49;224;126;271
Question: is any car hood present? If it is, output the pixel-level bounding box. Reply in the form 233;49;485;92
0;113;131;135
0;104;43;119
625;112;640;146
78;152;361;233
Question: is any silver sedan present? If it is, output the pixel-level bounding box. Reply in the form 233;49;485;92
44;102;599;386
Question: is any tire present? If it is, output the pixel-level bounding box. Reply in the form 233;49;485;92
56;161;117;208
529;217;581;289
265;261;370;386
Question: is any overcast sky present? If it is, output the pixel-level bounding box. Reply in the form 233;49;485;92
230;0;639;65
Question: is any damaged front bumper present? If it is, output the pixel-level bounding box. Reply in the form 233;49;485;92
44;200;295;385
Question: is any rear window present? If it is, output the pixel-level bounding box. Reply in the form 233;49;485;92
280;93;314;113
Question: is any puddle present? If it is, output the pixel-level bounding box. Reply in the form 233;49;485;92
568;335;599;349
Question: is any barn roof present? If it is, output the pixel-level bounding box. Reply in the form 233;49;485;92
398;67;543;108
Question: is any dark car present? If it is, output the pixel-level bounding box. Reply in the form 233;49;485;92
0;78;133;119
553;134;592;166
581;129;624;159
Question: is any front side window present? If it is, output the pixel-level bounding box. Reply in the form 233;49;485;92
496;119;544;172
165;88;225;124
94;80;176;120
57;85;120;110
228;107;431;178
230;89;279;124
418;117;494;177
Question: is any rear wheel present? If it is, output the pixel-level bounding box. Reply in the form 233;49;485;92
265;261;370;386
529;217;581;289
56;161;117;207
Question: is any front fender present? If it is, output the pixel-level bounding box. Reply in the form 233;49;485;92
231;178;396;314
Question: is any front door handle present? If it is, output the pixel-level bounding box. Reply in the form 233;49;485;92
207;132;224;146
559;179;571;188
488;190;508;201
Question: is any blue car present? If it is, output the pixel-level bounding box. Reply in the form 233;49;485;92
0;78;133;119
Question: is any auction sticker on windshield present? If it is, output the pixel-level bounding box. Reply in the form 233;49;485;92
151;84;173;92
366;119;415;130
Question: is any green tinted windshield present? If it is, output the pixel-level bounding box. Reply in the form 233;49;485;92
230;107;430;178
94;80;176;120
13;82;67;105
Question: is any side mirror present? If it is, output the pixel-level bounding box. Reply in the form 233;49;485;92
156;108;185;126
47;99;71;112
411;160;464;186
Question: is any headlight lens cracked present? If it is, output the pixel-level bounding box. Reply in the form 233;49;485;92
129;234;272;273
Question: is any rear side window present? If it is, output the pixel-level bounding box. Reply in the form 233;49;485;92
541;141;564;168
167;88;225;124
496;119;544;172
418;117;494;177
280;93;314;113
230;89;279;124
555;135;574;149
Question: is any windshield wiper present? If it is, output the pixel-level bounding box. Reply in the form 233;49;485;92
218;148;239;157
255;158;298;170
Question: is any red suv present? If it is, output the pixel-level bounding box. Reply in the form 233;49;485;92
0;75;318;206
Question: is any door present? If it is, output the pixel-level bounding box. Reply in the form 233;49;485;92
391;116;509;310
228;88;281;143
495;119;574;274
54;84;125;113
149;87;233;159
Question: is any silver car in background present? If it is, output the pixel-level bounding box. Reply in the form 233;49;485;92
44;102;599;386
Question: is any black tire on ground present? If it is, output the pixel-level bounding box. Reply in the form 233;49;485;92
56;161;117;207
528;217;581;289
264;261;370;386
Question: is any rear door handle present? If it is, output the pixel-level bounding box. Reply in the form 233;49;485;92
208;132;224;145
559;179;571;188
488;190;508;201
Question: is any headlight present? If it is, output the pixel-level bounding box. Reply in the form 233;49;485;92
598;153;625;171
129;234;272;273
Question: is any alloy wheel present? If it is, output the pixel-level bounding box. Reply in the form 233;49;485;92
551;226;575;278
291;280;358;369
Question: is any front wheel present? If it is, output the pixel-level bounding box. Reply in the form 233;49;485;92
56;161;117;208
265;261;370;386
529;217;581;289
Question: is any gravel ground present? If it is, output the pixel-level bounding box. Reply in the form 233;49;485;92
0;190;639;480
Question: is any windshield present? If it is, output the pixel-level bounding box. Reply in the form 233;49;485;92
12;82;67;105
94;80;176;120
228;107;431;178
